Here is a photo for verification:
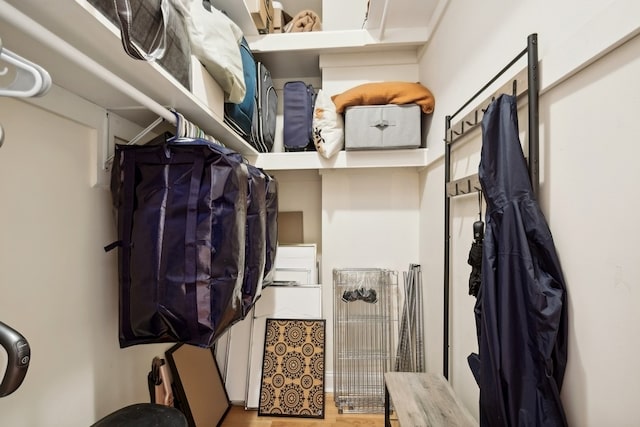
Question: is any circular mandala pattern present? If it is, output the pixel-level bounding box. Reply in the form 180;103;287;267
283;322;305;347
298;408;312;416
310;385;324;409
309;322;325;347
301;342;315;357
309;352;324;376
300;374;314;389
271;373;285;388
281;383;304;413
265;323;279;346
282;352;305;379
274;341;287;356
259;382;275;411
269;407;282;414
261;351;278;378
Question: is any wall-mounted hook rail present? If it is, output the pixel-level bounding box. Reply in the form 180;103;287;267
445;67;529;144
446;174;481;198
442;33;540;381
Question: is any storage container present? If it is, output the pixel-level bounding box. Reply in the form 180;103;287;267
345;104;421;150
246;0;274;33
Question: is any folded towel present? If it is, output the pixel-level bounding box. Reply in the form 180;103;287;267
285;10;322;33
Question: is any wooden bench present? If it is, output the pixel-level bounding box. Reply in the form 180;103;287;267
384;372;478;427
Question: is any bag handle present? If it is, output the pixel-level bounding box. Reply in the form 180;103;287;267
113;0;169;61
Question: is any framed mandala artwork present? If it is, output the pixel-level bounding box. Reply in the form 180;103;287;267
258;318;326;418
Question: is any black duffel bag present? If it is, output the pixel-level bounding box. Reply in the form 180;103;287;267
108;135;249;348
263;173;278;286
168;139;278;319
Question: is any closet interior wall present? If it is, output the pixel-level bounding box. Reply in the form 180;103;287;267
442;33;539;379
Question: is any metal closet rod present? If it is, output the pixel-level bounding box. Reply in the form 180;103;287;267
0;0;176;125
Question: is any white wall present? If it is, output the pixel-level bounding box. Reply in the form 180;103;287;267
0;97;169;426
540;36;640;426
321;168;420;388
270;169;323;252
418;0;640;425
321;0;368;31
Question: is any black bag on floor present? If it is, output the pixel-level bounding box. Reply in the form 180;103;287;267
108;134;248;348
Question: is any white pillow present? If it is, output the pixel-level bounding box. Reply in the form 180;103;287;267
174;0;246;103
312;89;344;159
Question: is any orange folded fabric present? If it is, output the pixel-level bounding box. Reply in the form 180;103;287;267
286;10;322;33
331;81;435;114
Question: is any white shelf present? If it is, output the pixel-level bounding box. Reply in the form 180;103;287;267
0;0;440;171
252;149;429;171
246;24;431;80
0;0;259;156
212;0;443;80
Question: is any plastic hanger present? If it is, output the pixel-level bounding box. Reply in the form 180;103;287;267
0;37;51;98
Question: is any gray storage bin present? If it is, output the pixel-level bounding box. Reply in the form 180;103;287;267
345;104;421;150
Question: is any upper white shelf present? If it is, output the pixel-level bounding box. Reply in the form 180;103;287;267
0;0;258;156
247;28;430;80
214;0;445;80
0;0;441;171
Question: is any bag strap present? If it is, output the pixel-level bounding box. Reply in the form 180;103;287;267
184;153;205;340
113;0;169;61
119;149;137;340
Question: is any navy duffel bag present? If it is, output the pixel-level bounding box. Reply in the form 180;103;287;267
108;135;249;348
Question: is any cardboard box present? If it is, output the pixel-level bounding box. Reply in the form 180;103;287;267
246;0;274;34
278;211;304;244
272;1;283;33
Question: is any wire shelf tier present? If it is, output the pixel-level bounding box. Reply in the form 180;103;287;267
333;268;399;414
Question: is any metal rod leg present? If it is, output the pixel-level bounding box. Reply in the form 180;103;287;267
385;383;392;427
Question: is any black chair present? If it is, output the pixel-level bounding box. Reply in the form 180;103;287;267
91;403;187;427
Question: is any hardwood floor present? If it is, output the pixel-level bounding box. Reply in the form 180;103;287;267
220;394;399;427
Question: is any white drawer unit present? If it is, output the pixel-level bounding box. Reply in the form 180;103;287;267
273;244;318;285
216;244;320;404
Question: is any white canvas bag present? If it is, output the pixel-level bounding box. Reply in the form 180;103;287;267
173;0;246;103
